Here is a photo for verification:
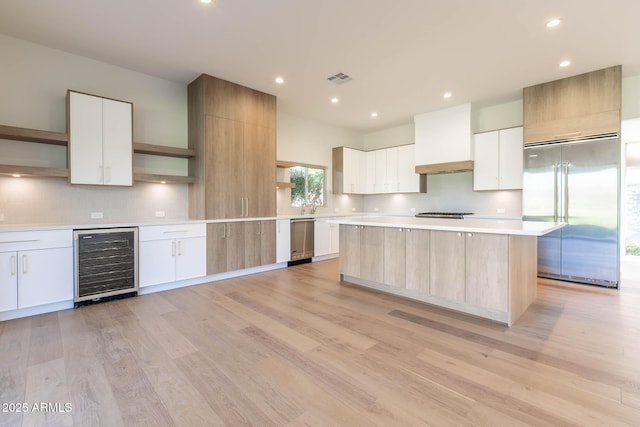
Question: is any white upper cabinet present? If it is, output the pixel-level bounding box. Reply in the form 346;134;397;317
414;103;472;166
364;151;376;194
473;127;523;191
68;91;133;186
397;144;420;192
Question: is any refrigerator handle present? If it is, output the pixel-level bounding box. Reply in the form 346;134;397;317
563;162;570;222
553;163;558;222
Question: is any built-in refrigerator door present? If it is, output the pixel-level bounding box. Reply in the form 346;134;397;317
561;138;619;286
523;145;563;277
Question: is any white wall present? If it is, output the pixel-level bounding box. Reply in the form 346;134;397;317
362;123;414;151
0;34;189;225
276;112;364;215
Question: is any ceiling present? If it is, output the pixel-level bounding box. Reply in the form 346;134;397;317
1;0;639;132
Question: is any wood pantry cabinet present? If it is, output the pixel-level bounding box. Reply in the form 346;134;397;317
138;224;207;287
0;230;73;312
188;74;276;219
68;91;133;186
523;65;621;143
473;126;523;191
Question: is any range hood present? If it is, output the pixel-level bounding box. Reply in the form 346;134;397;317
413;103;473;174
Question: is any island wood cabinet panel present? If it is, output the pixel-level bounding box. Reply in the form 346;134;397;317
189;74;276;220
0;230;73;312
429;231;466;303
405;228;430;293
339;225;361;277
139;224;206;287
68;91;133;186
523;65;621;143
473;127;523;191
383;227;406;288
360;226;384;283
465;233;508;312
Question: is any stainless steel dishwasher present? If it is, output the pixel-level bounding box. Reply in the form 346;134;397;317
290;218;314;262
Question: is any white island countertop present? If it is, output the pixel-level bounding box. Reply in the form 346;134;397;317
328;216;564;236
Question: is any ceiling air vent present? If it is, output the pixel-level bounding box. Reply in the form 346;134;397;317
327;72;353;85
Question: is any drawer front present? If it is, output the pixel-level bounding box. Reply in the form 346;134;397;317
139;223;206;241
0;229;72;252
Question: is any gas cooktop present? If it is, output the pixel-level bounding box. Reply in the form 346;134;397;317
415;212;474;219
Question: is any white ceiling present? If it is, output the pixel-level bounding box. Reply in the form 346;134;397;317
1;0;639;132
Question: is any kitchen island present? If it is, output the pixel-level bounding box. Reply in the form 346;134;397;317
329;216;564;326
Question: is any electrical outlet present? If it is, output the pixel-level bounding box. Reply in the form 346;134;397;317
351;208;356;212
410;208;416;213
90;212;103;219
496;208;506;214
373;207;379;212
155;211;166;218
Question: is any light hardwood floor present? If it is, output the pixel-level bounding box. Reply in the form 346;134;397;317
1;259;640;426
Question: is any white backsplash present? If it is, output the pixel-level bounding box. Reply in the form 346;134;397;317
0;177;189;225
362;172;522;218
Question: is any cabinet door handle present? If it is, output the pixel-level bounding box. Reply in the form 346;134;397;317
227;224;231;237
245;198;249;217
10;255;16;276
258;221;262;235
172;241;176;256
22;254;28;274
177;241;182;256
222;224;226;239
241;198;245;217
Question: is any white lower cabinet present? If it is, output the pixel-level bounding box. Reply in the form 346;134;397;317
314;217;340;257
139;224;206;287
276;219;290;263
0;230;73;312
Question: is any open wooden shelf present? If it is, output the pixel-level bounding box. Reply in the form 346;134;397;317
276;160;298;168
0;164;69;178
133;142;196;158
0;125;68;146
133;173;196;184
276;181;295;189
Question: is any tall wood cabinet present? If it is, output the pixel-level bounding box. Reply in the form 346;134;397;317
188;74;276;219
523;65;621;143
188;74;276;274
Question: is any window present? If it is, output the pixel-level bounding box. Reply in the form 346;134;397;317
290;165;325;207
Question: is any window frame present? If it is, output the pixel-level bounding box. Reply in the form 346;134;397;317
289;162;327;208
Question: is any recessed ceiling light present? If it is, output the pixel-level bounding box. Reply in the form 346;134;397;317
331;97;339;104
443;92;452;99
275;76;284;84
546;18;561;28
200;0;212;4
559;60;571;68
371;112;378;118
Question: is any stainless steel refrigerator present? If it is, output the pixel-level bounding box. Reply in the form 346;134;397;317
523;135;620;287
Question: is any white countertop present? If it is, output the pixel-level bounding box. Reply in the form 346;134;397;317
328;216;564;236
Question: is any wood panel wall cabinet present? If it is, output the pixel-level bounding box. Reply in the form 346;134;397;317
244;220;276;269
473;126;523;191
188;74;276;220
138;224;207;287
207;222;244;274
0;230;73;312
67;90;133;186
429;231;466;303
523;65;621;143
